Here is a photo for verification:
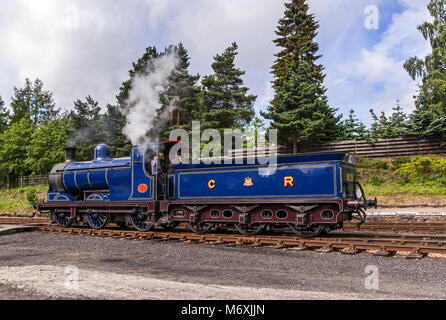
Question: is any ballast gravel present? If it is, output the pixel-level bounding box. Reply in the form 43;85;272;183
0;231;445;300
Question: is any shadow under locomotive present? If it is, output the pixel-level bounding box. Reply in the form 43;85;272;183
36;143;377;237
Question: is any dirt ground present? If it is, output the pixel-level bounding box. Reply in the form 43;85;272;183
0;230;445;300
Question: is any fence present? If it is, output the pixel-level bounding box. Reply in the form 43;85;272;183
0;174;48;190
300;136;446;158
229;136;446;159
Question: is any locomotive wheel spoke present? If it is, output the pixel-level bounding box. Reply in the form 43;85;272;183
129;212;154;232
289;224;325;238
55;212;72;228
234;223;265;236
188;222;213;234
87;212;109;229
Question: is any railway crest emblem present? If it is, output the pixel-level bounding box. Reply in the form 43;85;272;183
244;177;254;187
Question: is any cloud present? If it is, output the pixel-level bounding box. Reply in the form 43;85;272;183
0;0;152;111
321;0;431;124
0;0;434;129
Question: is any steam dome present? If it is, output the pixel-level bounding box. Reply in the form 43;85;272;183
94;144;111;161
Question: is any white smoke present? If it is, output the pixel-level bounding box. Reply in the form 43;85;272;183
121;51;179;146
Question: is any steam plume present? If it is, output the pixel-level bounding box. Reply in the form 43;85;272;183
121;51;179;146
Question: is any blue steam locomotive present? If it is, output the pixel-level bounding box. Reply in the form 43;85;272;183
36;143;377;237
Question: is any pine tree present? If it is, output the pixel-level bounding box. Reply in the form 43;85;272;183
10;78;60;126
404;0;446;136
67;96;103;160
0;96;9;133
113;47;161;153
245;117;267;148
161;43;202;140
385;100;408;137
201;42;256;132
271;0;324;91
369;109;386;138
70;95;101;130
99;104;132;157
263;0;341;152
117;46;160;106
339;109;369;140
265;63;340;151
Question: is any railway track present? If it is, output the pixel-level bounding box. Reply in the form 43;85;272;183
2;217;446;234
343;222;446;233
0;217;50;224
3;217;446;259
37;225;446;259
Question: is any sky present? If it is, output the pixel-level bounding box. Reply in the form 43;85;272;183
0;0;432;126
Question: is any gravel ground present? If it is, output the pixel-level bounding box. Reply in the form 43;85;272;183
0;230;445;300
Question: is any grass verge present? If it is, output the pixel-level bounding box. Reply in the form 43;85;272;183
0;186;47;216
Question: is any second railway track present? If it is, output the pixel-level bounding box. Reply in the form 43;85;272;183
37;225;446;260
2;217;446;234
3;217;446;259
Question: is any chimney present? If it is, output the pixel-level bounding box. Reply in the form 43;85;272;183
65;147;76;162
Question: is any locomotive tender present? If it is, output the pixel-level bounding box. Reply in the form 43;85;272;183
36;143;377;237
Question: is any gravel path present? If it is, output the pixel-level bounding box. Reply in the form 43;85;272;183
0;231;445;300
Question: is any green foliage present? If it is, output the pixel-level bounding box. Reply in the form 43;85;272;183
390;156;412;169
100;104;131;158
403;0;446;137
0;117;71;185
244;117;267;148
0;186;47;215
0;96;9;134
368;175;384;186
358;156;446;197
117;43;203;144
25;118;69;175
358;158;389;170
26;187;37;205
263;62;341;151
0;118;35;178
161;43;202;139
201;42;256;132
66;96;104;161
10;78;60;126
271;0;324;91
265;0;341;151
338;109;369;140
369;100;410;139
117;46;160;106
406;107;446;137
396;156;446;182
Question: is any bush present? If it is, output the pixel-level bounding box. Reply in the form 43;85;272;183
26;188;37;205
396;156;446;182
368;175;384;186
358;158;389;169
390;156;411;170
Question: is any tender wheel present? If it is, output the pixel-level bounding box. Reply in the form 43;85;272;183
188;222;213;234
54;212;72;228
129;211;154;232
234;223;265;236
289;224;325;238
86;211;109;229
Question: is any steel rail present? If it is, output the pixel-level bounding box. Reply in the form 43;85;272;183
344;222;446;233
3;217;446;234
37;225;446;259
